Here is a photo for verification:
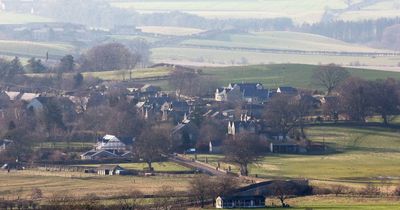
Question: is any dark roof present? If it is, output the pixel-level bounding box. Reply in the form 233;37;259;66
278;86;298;94
97;164;125;171
147;96;172;106
219;195;266;200
232;121;256;131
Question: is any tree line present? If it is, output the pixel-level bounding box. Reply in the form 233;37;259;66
298;17;400;44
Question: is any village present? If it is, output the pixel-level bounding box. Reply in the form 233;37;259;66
0;1;400;207
0;62;343;208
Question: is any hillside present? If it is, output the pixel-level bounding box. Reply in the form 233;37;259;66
181;31;388;52
0;11;52;24
0;40;76;59
110;0;400;23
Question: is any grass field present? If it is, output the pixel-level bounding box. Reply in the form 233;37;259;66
110;0;400;23
202;64;400;89
138;26;205;36
0;40;76;59
108;34;161;43
182;31;387;53
110;0;347;23
40;64;400;91
0;11;52;24
0;170;191;199
151;47;400;67
190;125;400;186
81;66;171;80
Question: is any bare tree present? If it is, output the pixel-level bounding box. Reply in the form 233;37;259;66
189;175;213;208
264;95;298;139
271;181;294;208
338;77;371;122
223;133;265;176
134;125;171;171
312;64;350;95
80;43;139;72
368;78;400;125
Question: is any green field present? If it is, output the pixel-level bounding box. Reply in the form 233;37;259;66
110;0;400;23
81;67;171;80
0;170;191;199
109;0;347;22
202;64;400;89
182;31;386;53
0;40;76;59
151;47;400;67
41;64;400;91
0;11;52;24
191;125;400;186
138;26;205;36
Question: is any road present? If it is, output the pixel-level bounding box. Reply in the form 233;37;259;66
168;154;228;176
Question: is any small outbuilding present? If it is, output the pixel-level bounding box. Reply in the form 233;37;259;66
97;165;126;176
215;195;266;209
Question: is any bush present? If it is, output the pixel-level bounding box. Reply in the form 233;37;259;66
359;183;381;197
394;185;400;196
312;186;332;195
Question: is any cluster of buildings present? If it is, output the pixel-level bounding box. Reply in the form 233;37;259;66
0;78;332;164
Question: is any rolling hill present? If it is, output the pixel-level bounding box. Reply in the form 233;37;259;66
109;0;400;23
0;40;76;59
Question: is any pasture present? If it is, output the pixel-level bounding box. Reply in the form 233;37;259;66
190;125;400;186
0;11;52;24
0;170;192;199
202;64;400;89
109;0;400;23
182;31;386;53
0;40;76;59
27;64;400;91
109;0;347;23
151;47;400;67
138;26;205;36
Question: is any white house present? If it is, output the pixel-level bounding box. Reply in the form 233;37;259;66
96;135;129;151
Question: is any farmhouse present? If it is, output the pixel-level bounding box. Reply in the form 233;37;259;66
277;86;298;95
227;115;257;136
97;165;126;176
215;195;266;209
80;135;135;160
96;135;133;152
215;83;269;103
